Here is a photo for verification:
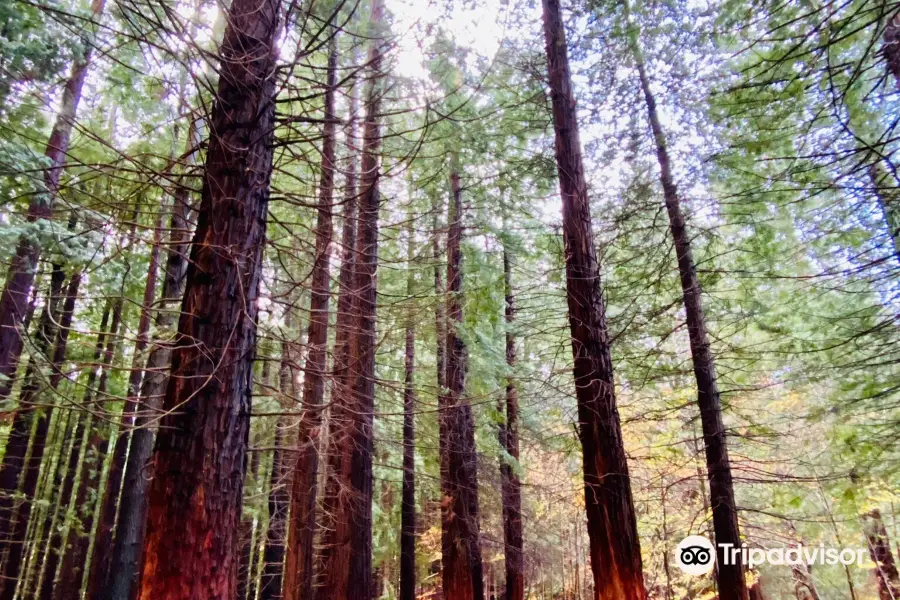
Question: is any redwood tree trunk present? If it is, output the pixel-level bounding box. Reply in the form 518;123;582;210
862;509;900;600
136;0;281;593
318;2;385;596
400;220;417;600
99;120;198;600
440;171;484;600
0;0;105;401
283;32;339;600
499;241;523;600
540;0;646;597
626;15;747;600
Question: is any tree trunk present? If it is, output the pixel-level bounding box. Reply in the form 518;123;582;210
136;0;280;593
400;217;417;600
862;509;900;600
318;2;385;596
258;418;289;600
98;119;199;600
0;0;105;401
237;517;256;600
283;31;339;600
500;236;524;600
866;160;900;264
85;213;163;600
625;12;747;600
540;0;646;597
440;170;484;600
309;82;358;599
883;6;900;89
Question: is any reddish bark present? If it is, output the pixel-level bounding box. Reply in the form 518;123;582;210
440;171;484;600
136;0;281;593
540;0;646;597
0;0;105;401
283;32;339;600
862;509;900;600
499;243;523;600
627;17;747;600
331;59;360;421
318;2;385;595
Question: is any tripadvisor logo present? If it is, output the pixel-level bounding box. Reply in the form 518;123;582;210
675;535;868;576
676;535;716;575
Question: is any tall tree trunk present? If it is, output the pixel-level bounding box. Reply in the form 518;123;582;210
862;509;900;600
625;12;747;600
400;216;417;600
318;2;385;596
136;0;281;593
499;234;524;600
308;85;358;599
258;418;289;600
432;193;447;583
283;31;339;600
99;119;199;600
440;170;484;600
540;0;646;597
0;0;105;401
86;213;163;600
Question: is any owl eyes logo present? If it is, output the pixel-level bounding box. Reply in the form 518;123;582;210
680;546;712;565
675;535;716;575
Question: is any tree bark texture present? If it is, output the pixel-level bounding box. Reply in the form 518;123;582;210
318;2;385;596
440;171;484;600
627;14;747;600
136;0;281;593
862;509;900;600
540;0;647;597
400;219;417;600
283;31;339;600
500;243;523;600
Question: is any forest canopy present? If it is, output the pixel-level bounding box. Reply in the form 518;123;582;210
0;0;897;599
